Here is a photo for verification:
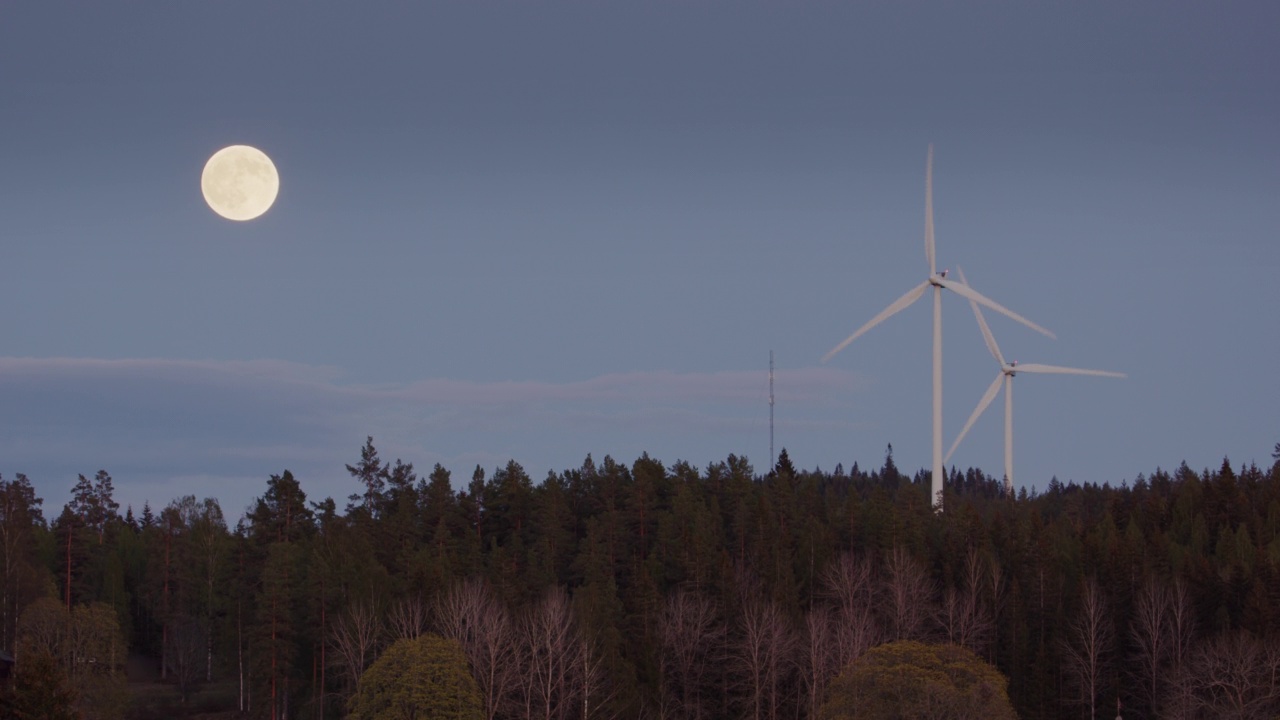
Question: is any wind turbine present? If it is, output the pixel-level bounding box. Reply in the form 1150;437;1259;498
945;267;1125;496
822;146;1055;510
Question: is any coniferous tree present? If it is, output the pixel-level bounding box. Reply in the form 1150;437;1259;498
21;442;1280;720
0;473;44;654
346;437;389;520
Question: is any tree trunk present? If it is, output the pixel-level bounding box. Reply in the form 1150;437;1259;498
238;596;245;713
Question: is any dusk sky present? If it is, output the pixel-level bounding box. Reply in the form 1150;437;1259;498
3;2;1277;520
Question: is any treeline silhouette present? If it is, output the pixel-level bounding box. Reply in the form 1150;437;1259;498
4;438;1280;719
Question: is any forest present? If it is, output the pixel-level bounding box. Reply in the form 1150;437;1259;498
4;438;1280;720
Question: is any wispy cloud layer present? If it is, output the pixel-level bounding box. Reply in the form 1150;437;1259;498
0;357;863;518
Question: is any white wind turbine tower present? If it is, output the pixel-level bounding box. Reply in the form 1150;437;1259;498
822;146;1055;510
945;267;1125;497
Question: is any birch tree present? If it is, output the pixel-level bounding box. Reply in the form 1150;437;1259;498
659;588;722;720
1129;577;1172;716
821;552;881;668
1061;577;1113;720
938;548;994;656
1186;633;1280;719
882;545;935;642
330;599;383;692
734;596;796;720
436;578;517;720
518;586;582;720
388;595;428;641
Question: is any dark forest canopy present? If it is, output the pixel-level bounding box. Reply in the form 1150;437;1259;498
4;438;1280;719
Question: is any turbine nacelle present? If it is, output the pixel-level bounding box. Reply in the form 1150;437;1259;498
928;268;950;287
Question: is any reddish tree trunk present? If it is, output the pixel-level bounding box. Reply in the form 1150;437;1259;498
320;576;326;720
272;595;278;720
64;529;72;612
162;517;172;680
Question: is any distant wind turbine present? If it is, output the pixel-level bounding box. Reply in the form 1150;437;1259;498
822;146;1055;510
945;267;1125;497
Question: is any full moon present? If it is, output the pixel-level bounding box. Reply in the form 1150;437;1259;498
201;145;279;221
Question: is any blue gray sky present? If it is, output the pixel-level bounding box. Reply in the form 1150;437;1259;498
3;2;1277;520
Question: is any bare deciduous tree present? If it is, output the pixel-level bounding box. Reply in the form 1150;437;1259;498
519;586;584;720
1169;578;1196;671
985;553;1006;662
734;596;796;720
578;630;620;720
1161;578;1199;719
165;614;206;705
329;600;382;692
822;551;875;617
883;545;935;642
1061;577;1113;720
1130;577;1173;715
436;577;517;720
659;588;723;720
938;548;995;656
387;595;428;641
821;552;882;669
800;605;836;720
1185;632;1280;719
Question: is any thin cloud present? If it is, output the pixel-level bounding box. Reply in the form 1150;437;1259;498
0;356;865;517
393;367;860;406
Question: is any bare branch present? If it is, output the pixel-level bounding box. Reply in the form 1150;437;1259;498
1185;632;1280;719
1129;577;1173;715
518;586;583;720
328;600;382;691
436;578;517;720
937;548;994;656
387;595;428;641
734;595;797;720
1060;577;1113;720
659;588;723;720
882;546;935;642
800;606;837;720
821;552;882;669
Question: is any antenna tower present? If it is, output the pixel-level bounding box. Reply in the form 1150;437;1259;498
769;350;775;469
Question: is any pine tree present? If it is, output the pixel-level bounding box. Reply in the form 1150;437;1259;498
346;437;389;519
0;473;43;654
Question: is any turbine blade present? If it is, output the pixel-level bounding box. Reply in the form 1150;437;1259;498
925;145;936;275
1012;363;1126;378
822;282;930;363
956;267;1005;366
936;277;1056;339
945;373;1004;463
